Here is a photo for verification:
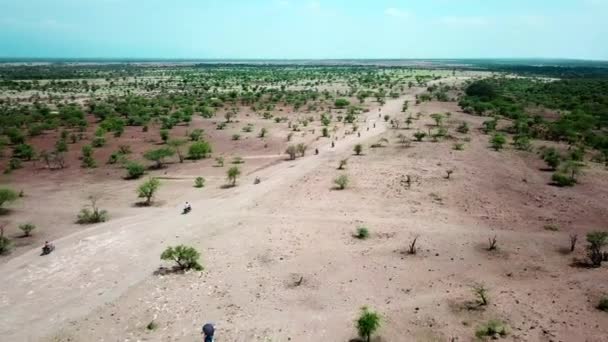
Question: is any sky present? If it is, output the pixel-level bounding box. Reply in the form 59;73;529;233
0;0;607;60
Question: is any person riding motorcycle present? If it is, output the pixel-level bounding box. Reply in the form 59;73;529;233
183;202;192;213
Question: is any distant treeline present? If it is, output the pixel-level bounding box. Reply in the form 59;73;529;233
460;77;608;150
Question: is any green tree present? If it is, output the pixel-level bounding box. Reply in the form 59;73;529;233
354;144;363;155
0;188;18;210
160;245;203;271
168;139;188;163
144;148;175;168
587;231;608;267
137;178;161;206
188;141;212;160
356;307;381;342
226;166;241;186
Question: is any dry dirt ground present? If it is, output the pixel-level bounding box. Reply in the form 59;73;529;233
1;85;608;342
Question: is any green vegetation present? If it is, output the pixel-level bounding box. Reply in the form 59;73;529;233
356;306;381;342
144;148;174;169
334;174;349;190
587;231;608;267
137;177;161;206
460;78;608;152
598;297;608;312
77;196;109;224
0;188;18;210
125;161;146;179
19;223;36;237
475;320;509;339
354;144;363;155
160;245;203;271
355;227;370;239
194;176;205;188
188;141;212;160
226;166;241;186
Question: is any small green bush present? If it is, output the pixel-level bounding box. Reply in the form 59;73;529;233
598;297;608;312
77;197;108;224
0;188;19;209
194;177;205;188
125;162;146;179
552;172;576;187
354;144;363;155
355;227;370;239
475;320;509;339
413;131;426;141
161;245;203;271
226;166;241;186
356;306;381;342
334;174;349;190
188;141;212;160
490;133;506;151
19;223;36;237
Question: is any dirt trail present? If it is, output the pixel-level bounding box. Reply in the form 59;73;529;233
0;97;408;340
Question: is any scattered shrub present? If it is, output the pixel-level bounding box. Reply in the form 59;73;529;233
77;196;108;224
355;227;370;239
356;306;381;342
490;133;506;151
296;143;308;157
354;144;363;155
227;166;241;186
194;177;205;188
472;284;489;306
457;121;469;134
137;178;161;206
125;162;146;179
334;174;349;190
598;297;608;312
188;141;212;160
0;188;18;209
551;172;576;187
542;148;561;170
338;159;348;170
413;131;426;141
144;148;175;169
0;225;11;255
488;235;498;251
215;156;225;167
19;223;36;237
285;145;297;160
587;231;608;267
475;320;509;339
160;245;203;271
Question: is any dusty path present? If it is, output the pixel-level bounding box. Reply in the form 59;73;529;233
0;97;408;340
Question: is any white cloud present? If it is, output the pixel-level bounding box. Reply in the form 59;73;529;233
385;8;411;18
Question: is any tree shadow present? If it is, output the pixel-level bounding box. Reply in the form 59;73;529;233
220;184;236;189
569;258;595;269
153;266;186;276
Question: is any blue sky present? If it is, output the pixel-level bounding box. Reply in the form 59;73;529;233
1;0;607;59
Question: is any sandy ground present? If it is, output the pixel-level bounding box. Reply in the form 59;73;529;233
1;85;607;342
